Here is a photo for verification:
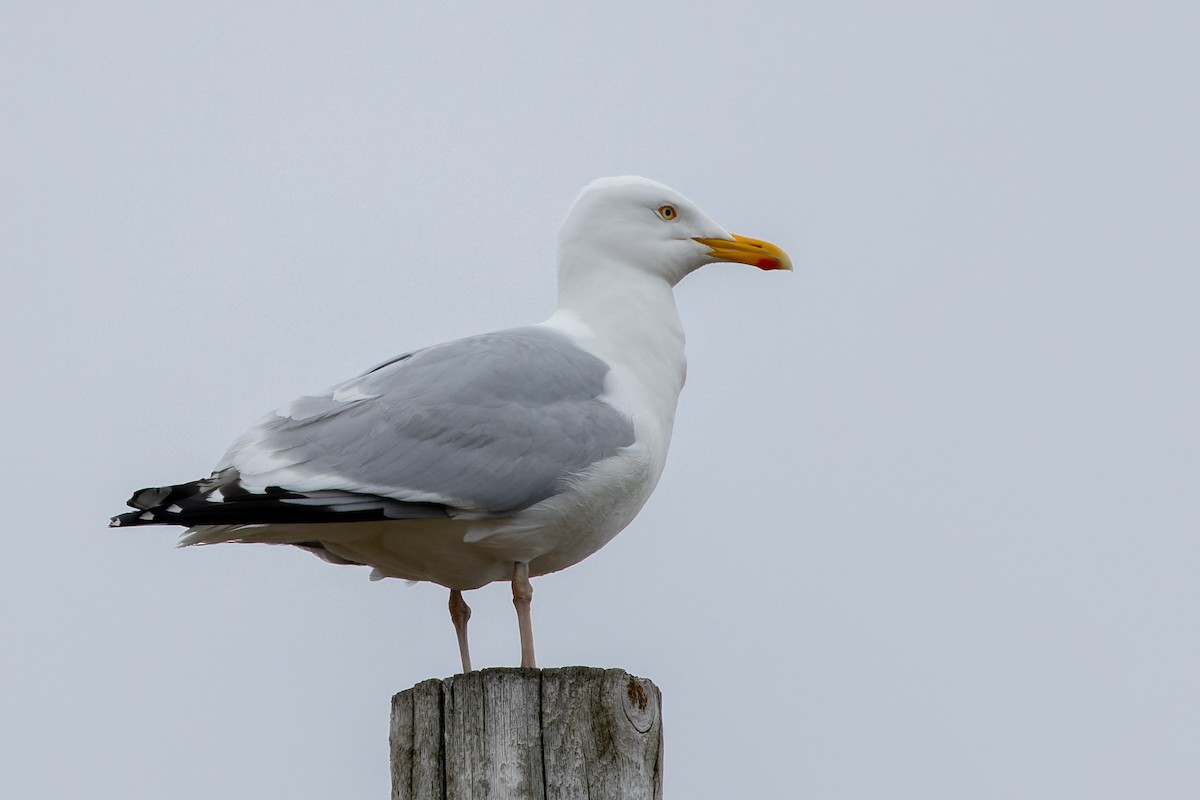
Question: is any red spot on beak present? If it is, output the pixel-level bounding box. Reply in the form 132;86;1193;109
756;257;781;270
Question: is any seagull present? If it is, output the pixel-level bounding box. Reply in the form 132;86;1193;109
111;176;791;672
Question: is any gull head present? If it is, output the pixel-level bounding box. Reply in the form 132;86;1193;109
558;176;791;288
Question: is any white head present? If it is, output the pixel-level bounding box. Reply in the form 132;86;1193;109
557;176;791;289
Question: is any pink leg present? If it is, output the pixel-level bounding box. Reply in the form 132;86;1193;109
511;562;537;669
449;589;472;674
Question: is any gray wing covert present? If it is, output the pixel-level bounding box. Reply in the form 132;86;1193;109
232;326;636;515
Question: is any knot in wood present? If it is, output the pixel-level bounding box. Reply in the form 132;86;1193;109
622;675;656;733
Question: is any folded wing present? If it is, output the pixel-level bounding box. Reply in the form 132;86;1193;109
111;327;636;528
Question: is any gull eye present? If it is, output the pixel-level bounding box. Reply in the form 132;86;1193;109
656;204;678;222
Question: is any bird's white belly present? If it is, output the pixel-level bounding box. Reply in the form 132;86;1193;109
477;445;658;578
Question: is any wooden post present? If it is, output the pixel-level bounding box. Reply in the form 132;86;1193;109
390;667;663;800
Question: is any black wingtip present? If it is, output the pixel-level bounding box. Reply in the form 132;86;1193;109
112;468;456;528
127;486;171;510
110;509;154;527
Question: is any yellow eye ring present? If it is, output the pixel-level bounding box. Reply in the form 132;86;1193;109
657;204;678;221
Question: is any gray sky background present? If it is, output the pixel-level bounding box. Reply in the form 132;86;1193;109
3;2;1197;797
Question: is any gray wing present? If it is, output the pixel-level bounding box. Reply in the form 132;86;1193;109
218;326;636;516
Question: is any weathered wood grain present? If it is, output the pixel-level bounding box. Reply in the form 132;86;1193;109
391;667;663;800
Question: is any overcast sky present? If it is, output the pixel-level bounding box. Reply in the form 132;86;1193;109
3;2;1198;798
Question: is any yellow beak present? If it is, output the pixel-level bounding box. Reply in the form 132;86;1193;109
693;233;793;271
